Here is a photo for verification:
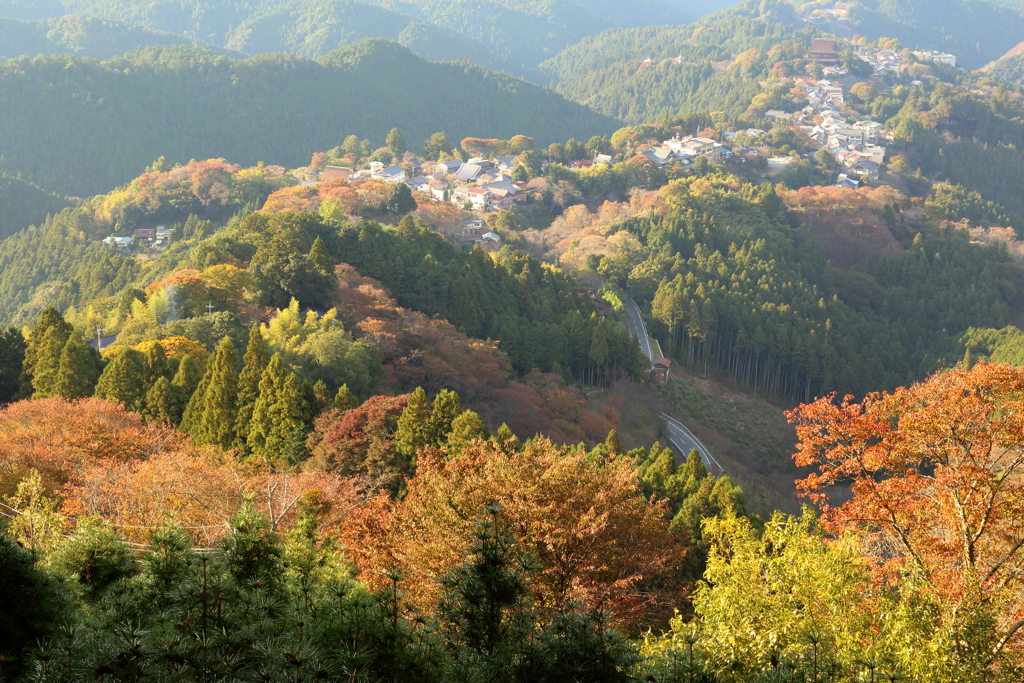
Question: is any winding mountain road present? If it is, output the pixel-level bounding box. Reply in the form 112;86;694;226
625;297;655;365
626;297;723;477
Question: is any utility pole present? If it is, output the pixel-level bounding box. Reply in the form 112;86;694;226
206;302;214;315
96;326;105;352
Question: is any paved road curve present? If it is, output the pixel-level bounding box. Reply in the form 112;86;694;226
625;297;654;368
626;296;721;476
662;413;723;477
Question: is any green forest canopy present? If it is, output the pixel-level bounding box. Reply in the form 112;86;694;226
541;0;814;123
0;174;72;241
0;14;233;61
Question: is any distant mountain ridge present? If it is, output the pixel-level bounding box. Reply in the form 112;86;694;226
0;15;238;60
985;47;1024;84
0;0;743;77
0;39;619;197
541;0;812;123
0;175;71;241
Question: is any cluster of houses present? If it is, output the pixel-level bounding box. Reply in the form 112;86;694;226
912;50;957;68
104;226;173;251
319;155;531;214
787;78;888;187
853;47;903;76
638;135;722;169
457;218;503;249
852;46;955;77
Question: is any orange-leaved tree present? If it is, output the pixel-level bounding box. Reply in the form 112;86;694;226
61;450;367;546
0;397;184;496
344;436;682;628
788;362;1024;669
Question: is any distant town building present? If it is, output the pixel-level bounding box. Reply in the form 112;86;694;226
321;166;354;181
913;51;957;67
807;39;839;65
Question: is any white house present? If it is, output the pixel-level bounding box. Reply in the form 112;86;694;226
666;136;721;160
374;165;407;183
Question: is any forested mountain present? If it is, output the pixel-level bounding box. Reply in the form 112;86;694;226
0;0;717;74
986;46;1024;84
542;0;813;122
0;40;618;197
549;172;1019;402
0;15;232;60
876;79;1024;225
0;175;71;241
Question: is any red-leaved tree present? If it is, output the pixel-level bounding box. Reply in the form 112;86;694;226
788;362;1024;667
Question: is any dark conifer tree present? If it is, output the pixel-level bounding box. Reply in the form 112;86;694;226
395;386;431;462
386;127;407;157
495;423;519;453
54;332;100;399
277;372;311;464
171;353;203;413
248;353;286;459
143;342;170;386
191;337;238;449
309;236;334;277
22;306;73;397
0;327;26;403
30;326;65;398
94;347;147;411
312;379;331;413
446;409;490;453
333;383;358;410
144;376;178;424
428;389;462;445
234;326;270;451
0;526;63;679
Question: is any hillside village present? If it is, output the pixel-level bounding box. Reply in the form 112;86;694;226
104;39;994;254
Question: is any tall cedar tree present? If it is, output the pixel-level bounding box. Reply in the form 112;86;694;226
312;379;331;412
395;386;431;462
94;347;147;412
0;327;26;402
308;236;334;277
172;354;203;399
446;410;490;453
190;337;238;449
247;353;286;460
235;326;270;451
143;342;170;386
30;326;65;398
53;332;100;399
277;372;312;464
144;376;178;424
179;356;212;434
386;127;406;157
428;389;462;445
333;383;358;410
22;307;72;397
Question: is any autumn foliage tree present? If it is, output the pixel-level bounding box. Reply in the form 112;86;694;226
61;451;366;546
788;362;1024;673
345;436;683;628
0;397;187;496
